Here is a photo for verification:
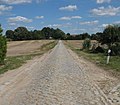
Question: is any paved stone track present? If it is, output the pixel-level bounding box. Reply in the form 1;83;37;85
0;41;112;105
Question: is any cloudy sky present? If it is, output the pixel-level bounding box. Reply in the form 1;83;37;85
0;0;120;34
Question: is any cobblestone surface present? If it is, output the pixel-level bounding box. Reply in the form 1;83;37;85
1;41;111;105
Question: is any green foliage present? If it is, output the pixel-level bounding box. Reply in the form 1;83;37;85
101;25;120;46
5;26;66;40
97;25;120;55
65;33;90;40
0;25;7;64
111;42;120;56
52;28;65;39
82;38;91;50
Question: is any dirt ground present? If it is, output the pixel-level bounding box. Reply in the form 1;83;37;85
0;41;112;105
65;40;120;104
0;40;119;104
7;40;53;56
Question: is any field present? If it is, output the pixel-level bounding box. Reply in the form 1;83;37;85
0;40;57;74
7;40;54;56
64;40;120;71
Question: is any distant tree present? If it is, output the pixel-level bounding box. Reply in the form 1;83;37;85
53;28;65;39
41;27;52;39
96;32;103;42
66;33;70;36
14;27;29;40
91;34;98;40
81;33;90;40
6;30;14;40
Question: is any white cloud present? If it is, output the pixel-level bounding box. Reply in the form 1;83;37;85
91;6;120;16
114;21;120;24
46;23;72;28
8;16;32;23
59;16;82;20
96;0;111;3
102;24;109;28
80;20;99;25
26;26;34;30
59;17;71;20
0;5;12;15
36;0;48;3
0;0;32;4
71;16;82;19
9;23;16;26
59;5;77;11
35;16;44;19
46;24;62;28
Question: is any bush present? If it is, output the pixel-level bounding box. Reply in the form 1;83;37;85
82;38;91;50
0;25;7;64
95;46;105;53
110;43;120;56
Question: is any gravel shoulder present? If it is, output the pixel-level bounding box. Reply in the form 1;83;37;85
0;41;115;105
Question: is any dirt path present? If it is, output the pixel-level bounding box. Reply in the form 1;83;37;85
0;41;114;105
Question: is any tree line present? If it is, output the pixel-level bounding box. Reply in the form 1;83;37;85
6;27;66;41
5;26;107;41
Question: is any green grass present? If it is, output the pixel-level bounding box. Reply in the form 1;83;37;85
0;41;57;74
65;41;120;71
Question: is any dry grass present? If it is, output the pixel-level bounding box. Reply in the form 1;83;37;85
64;40;97;49
64;40;120;71
0;40;57;74
7;40;54;56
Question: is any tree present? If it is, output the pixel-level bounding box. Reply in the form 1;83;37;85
14;27;29;40
101;25;120;47
52;28;65;39
81;33;90;40
0;24;7;64
6;30;14;40
41;27;52;39
99;25;120;55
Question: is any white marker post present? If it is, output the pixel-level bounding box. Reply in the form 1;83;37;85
107;49;111;64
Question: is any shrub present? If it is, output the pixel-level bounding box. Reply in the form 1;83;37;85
0;25;7;64
82;38;91;50
110;43;120;56
95;46;105;53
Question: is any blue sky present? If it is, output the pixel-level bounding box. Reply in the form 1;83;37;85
0;0;120;34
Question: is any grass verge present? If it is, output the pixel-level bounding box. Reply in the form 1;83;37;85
0;41;57;74
64;40;120;71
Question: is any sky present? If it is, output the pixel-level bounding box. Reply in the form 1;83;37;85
0;0;120;34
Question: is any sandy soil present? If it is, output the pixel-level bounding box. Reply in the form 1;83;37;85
7;40;53;56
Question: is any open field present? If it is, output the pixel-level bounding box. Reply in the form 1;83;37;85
0;40;57;74
7;40;54;56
